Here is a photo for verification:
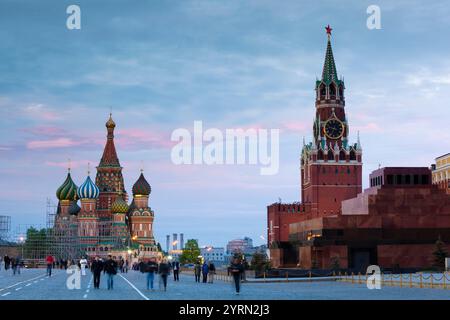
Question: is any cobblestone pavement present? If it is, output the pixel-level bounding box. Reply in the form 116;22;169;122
0;268;449;300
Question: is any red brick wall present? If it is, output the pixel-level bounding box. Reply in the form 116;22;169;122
377;244;450;269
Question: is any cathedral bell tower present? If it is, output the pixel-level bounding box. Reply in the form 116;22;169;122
301;25;362;217
95;114;127;219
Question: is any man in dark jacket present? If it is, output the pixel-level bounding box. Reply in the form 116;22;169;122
208;261;216;283
145;258;158;290
202;262;209;283
194;261;201;283
158;258;170;291
3;255;10;271
228;258;244;295
172;260;180;281
104;255;118;290
91;256;103;289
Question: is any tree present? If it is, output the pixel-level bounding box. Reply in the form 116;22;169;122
156;242;162;252
250;251;270;274
23;227;50;259
179;239;201;264
432;237;448;271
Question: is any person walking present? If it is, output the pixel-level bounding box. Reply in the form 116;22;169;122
228;258;244;295
125;259;129;273
91;256;103;289
202;261;209;283
80;256;88;276
104;255;118;290
46;255;54;277
145;258;158;290
172;260;180;281
11;257;18;275
194;261;201;283
208;261;216;283
158;258;170;291
4;255;10;271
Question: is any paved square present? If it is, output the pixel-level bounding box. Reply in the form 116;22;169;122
0;268;449;300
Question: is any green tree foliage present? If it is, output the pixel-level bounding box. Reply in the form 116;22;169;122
250;251;270;273
432;237;448;271
179;239;201;264
23;227;50;259
156;242;162;252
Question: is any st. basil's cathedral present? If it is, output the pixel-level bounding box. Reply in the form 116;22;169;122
53;114;160;259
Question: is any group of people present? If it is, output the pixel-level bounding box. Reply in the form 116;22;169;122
138;257;172;291
3;255;24;275
4;252;247;295
194;260;216;283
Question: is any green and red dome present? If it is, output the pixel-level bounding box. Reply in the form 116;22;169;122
56;172;78;201
132;173;151;196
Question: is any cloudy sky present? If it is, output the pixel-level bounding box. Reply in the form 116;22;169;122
0;0;449;247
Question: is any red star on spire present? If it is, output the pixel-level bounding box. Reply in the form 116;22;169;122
325;24;332;36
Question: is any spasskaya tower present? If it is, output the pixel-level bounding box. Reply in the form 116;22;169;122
300;25;362;217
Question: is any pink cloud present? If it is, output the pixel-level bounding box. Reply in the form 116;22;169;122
45;159;95;169
21;126;67;137
27;138;81;149
280;121;309;133
116;128;174;149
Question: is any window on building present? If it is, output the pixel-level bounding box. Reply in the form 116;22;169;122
396;174;403;185
328;150;334;161
421;175;429;184
413;174;419;184
405;175;411;184
387;175;394;185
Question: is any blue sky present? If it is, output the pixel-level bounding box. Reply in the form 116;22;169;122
0;0;449;247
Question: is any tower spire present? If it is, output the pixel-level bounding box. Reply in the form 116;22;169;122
322;25;339;84
99;113;120;167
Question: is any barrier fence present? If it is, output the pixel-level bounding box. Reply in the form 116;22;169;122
181;268;450;289
338;271;450;289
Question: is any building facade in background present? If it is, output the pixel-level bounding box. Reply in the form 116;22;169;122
201;247;225;264
226;237;254;255
432;153;450;194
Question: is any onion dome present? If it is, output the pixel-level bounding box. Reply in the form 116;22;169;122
111;195;128;214
132;173;151;196
77;176;100;199
106;113;116;129
56;172;78;201
68;201;81;216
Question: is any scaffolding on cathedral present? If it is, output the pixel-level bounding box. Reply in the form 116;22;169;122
0;215;11;242
8;200;129;265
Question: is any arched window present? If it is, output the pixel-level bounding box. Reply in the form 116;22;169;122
327;150;334;161
339;85;344;99
339;150;346;161
319;84;326;99
329;84;336;99
318;150;324;160
350;150;356;161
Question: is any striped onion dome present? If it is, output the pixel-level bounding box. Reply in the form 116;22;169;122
111;195;128;214
56;173;78;201
68;201;81;216
77;175;100;199
132;173;151;196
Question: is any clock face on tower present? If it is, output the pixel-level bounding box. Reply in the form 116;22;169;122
324;119;344;139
